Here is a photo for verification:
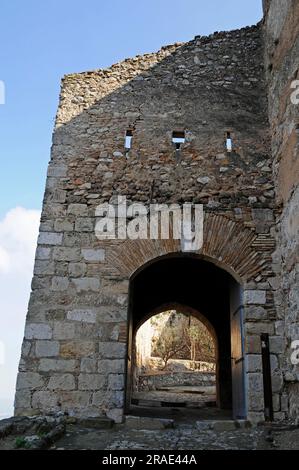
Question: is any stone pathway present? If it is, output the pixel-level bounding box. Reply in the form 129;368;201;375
52;421;270;450
1;415;298;450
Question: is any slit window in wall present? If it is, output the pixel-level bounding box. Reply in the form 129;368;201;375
125;130;133;150
226;132;233;152
172;131;185;150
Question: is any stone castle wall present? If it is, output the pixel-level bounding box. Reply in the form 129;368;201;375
14;19;289;423
263;0;299;419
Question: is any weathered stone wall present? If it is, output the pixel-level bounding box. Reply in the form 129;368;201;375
15;23;282;423
263;0;299;420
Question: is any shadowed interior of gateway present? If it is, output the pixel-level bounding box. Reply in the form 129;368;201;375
127;256;236;413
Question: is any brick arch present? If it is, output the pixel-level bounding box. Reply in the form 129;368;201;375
106;213;274;282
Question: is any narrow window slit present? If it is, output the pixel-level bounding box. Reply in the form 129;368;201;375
125;130;133;150
172;131;185;150
226;132;232;152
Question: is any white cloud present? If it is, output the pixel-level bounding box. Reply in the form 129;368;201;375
0;246;9;272
0;207;40;418
0;207;40;274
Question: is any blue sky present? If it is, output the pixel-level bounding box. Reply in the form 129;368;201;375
0;0;262;417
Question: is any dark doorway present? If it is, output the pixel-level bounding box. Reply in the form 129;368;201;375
125;254;246;420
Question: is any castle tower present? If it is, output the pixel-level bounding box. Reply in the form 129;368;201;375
14;3;298;423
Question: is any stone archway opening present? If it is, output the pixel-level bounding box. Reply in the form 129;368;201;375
131;308;218;411
125;254;247;421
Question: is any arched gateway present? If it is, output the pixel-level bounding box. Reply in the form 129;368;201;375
15;22;285;424
126;254;246;419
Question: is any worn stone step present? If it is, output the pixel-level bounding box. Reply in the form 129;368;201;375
76;417;114;429
196;419;252;431
132;398;215;409
125;415;174;430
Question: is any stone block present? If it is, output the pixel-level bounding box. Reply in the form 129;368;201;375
269;336;285;354
281;393;289;412
53;322;75;340
244;290;266;305
67;309;97;323
31;275;51;290
38;358;77;372
32;391;59;410
92;390;124;408
273;412;286;421
275;321;285;336
271;371;284;393
245;306;268;320
252;209;274;232
247;373;263;392
78;374;105;390
25;323;52;340
47;163;67;177
44;203;66;218
195;421;214;431
21;341;32;357
108;373;125;391
75;218;94;232
47;374;76;390
284;371;297;383
38;232;63;246
246;336;262;354
81;249;105;262
125;415;174;430
97;306;127;322
247;354;262;372
16;372;44;390
106;408;123;424
270;354;279;371
98;359;125;374
247;391;264;412
98;342;126;359
72;277;100;292
40;220;54;231
36;340;60;357
75;322;98;339
81;358;97;373
54;218;74;232
213;421;237;431
60;341;95;358
67;204;89;216
77;417;114;429
272;393;281;412
35;247;51;260
246;412;265;425
34;260;55;275
51;276;70;291
246;322;275;335
109;325;120;341
68;262;87;277
59;391;92;410
55;262;69;276
14;390;31;409
50;189;66;203
53;247;81;261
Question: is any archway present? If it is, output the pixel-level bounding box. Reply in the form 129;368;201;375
132;308;218;411
125;254;247;420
